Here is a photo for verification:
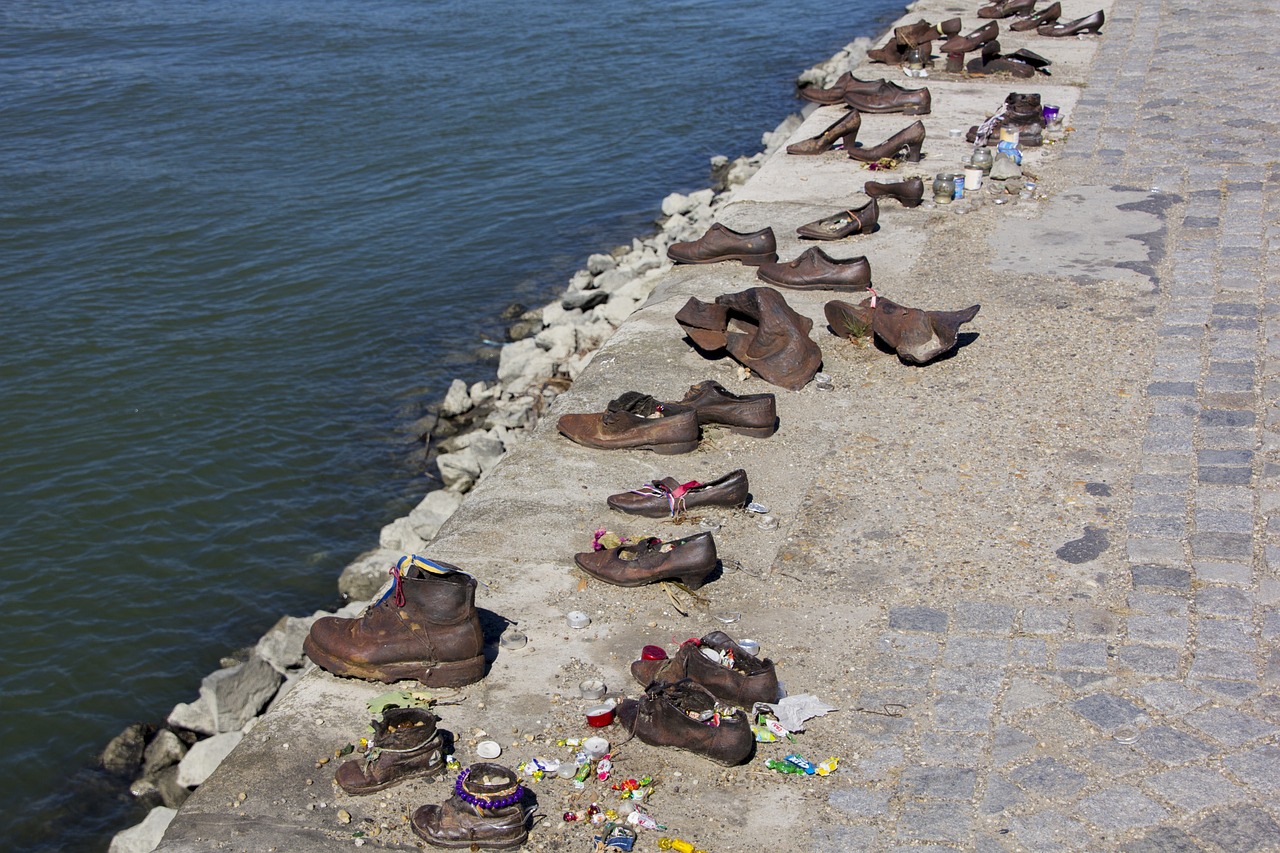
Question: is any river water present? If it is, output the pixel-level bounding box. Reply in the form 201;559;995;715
0;1;900;848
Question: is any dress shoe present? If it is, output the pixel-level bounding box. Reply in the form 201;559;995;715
978;0;1035;18
842;84;930;115
826;294;980;364
574;531;718;589
941;21;999;53
335;707;446;794
616;679;754;766
1010;1;1060;30
967;48;1051;78
865;36;909;65
631;632;780;707
864;176;925;208
607;470;750;518
667;223;777;266
798;71;889;105
1038;9;1103;35
675;288;823;391
847;120;925;163
794;197;879;240
410;763;532;849
786;108;862;154
757;246;872;292
557;396;699;454
677;380;777;437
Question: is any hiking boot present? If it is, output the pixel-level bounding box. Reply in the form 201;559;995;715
631;632;780;707
616;679;755;765
410;762;531;849
677;380;777;437
304;558;485;687
607;469;750;518
335;706;447;794
575;531;718;589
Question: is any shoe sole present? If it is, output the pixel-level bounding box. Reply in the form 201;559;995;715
304;638;486;687
671;252;778;267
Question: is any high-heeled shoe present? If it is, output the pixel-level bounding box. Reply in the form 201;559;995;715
938;17;963;36
978;0;1035;18
786;108;862;155
847;121;925;163
1038;9;1103;36
794;198;880;240
940;21;999;53
864;176;925;208
1010;1;1060;31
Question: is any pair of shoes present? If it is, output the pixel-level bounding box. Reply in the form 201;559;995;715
825;293;980;364
574;531;718;589
786;107;862;155
864;176;925;208
757;246;872;291
967;48;1052;78
607;468;750;518
304;557;486;687
558;381;777;454
334;706;448;794
798;74;929;113
411;762;533;849
676;287;823;391
847;120;926;163
616;679;755;765
667;223;777;265
631;631;780;707
978;0;1035;18
1009;1;1061;30
1038;9;1104;35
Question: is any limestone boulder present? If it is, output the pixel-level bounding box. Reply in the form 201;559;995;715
379;515;426;553
167;698;216;737
408;488;464;540
176;730;243;788
337;549;403;601
586;252;616;274
199;653;282;733
142;730;188;776
254;613;320;674
101;723;148;776
437;446;481;492
439;379;472;418
470;434;506;474
108;806;177;853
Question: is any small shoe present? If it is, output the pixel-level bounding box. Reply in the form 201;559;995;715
557;395;700;454
894;19;939;47
677;380;777;437
940;21;1000;53
607;470;750;518
937;17;963;35
574;532;718;589
1010;1;1060;30
847;121;925;163
841;84;930;115
756;246;872;292
615;679;755;765
667;223;778;266
410;762;531;849
786;108;862;154
630;632;781;706
1038;9;1103;35
864;176;925;208
978;0;1035;18
335;707;447;794
795;197;880;240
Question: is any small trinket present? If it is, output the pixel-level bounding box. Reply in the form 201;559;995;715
785;753;817;774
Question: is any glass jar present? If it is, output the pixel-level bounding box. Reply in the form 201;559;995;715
969;146;994;174
933;173;956;204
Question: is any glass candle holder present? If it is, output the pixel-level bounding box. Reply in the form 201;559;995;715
969;146;993;174
933;173;956;204
1041;104;1060;125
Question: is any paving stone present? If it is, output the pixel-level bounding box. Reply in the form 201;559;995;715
1189;648;1257;681
953;602;1016;634
1001;680;1055;719
935;669;1003;698
1193;561;1252;585
1131;565;1191;590
1055;640;1111;669
1192;678;1260;702
930;695;994;734
853;745;904;782
1133;725;1214;764
1144;767;1246;813
1191;531;1254;560
1194;509;1254;533
1008;757;1088;798
1117;644;1181;676
1132;493;1186;516
1072;607;1117;637
1128;515;1186;536
1072;693;1146;731
1022;607;1070;634
1185;706;1276;746
1196;619;1256;652
1196;486;1255;512
1133;682;1207;716
1082;739;1153;776
1077;785;1169;830
1128;538;1187;564
1202;409;1256;427
918;732;987;765
1006;812;1087;853
888;606;948;633
1120;826;1205;853
828;786;891;818
811;826;880;852
1197;466;1254;485
1127;593;1190;617
1012;638;1048;667
1057;670;1116;690
1197;586;1254;618
1190;806;1280;853
1223;744;1280;794
1198;450;1255;466
1263;611;1280;641
897;801;971;843
1128;615;1189;645
878;632;942;659
901;765;977;800
943;637;1010;669
980;775;1023;815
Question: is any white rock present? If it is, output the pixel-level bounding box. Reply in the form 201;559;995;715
439;379;472;418
437;447;481;492
199;654;282;733
497;339;540;384
595;294;642;326
167;698;216;737
337;549;405;601
566;269;595;292
662;212;690;235
535;325;577;361
563;351;596;380
379;515;426;553
586;253;616;274
470;434;506;474
255;614;321;674
408;489;464;540
108;806;177;853
593;268;634;294
541;302;585;327
176;730;243;788
688;188;716;210
485;395;536;429
661;192;692;216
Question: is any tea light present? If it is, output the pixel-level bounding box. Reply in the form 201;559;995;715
580;679;607;700
583;736;610;758
499;629;527;649
566;611;591;629
476;741;501;759
737;639;761;656
757;514;779;531
948;128;962;140
585;704;615;727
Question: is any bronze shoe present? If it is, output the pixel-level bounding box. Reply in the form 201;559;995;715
795;197;880;240
677;380;777;437
827;294;980;364
574;532;718;589
786;108;862;154
303;558;486;687
335;707;447;794
978;0;1035;18
864;176;925;208
1010;1;1060;30
667;223;778;266
1038;9;1103;35
894;19;939;47
841;83;930;115
410;763;531;849
865;36;909;65
847;121;925;163
631;632;780;707
941;21;1000;53
675;288;823;391
757;246;872;292
607;470;750;518
797;71;890;105
938;17;963;35
557;397;700;454
615;679;755;765
967;48;1051;78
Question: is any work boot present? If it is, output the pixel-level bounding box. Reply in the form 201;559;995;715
304;558;485;687
631;632;780;707
335;706;447;794
411;762;531;849
616;679;754;766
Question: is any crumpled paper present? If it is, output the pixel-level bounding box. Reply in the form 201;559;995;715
756;694;838;732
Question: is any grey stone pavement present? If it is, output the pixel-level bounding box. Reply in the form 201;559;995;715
811;0;1280;850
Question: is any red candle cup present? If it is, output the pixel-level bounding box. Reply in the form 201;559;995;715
586;704;615;727
640;645;667;661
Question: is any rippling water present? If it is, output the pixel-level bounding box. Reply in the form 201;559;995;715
0;1;900;848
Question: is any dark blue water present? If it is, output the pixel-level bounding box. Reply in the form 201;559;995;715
0;1;901;848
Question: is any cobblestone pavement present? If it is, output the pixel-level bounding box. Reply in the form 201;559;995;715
808;0;1280;849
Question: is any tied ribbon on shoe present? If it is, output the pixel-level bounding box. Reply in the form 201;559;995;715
628;479;705;518
454;767;524;810
376;562;407;608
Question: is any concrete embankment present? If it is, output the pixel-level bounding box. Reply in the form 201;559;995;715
121;0;1280;848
